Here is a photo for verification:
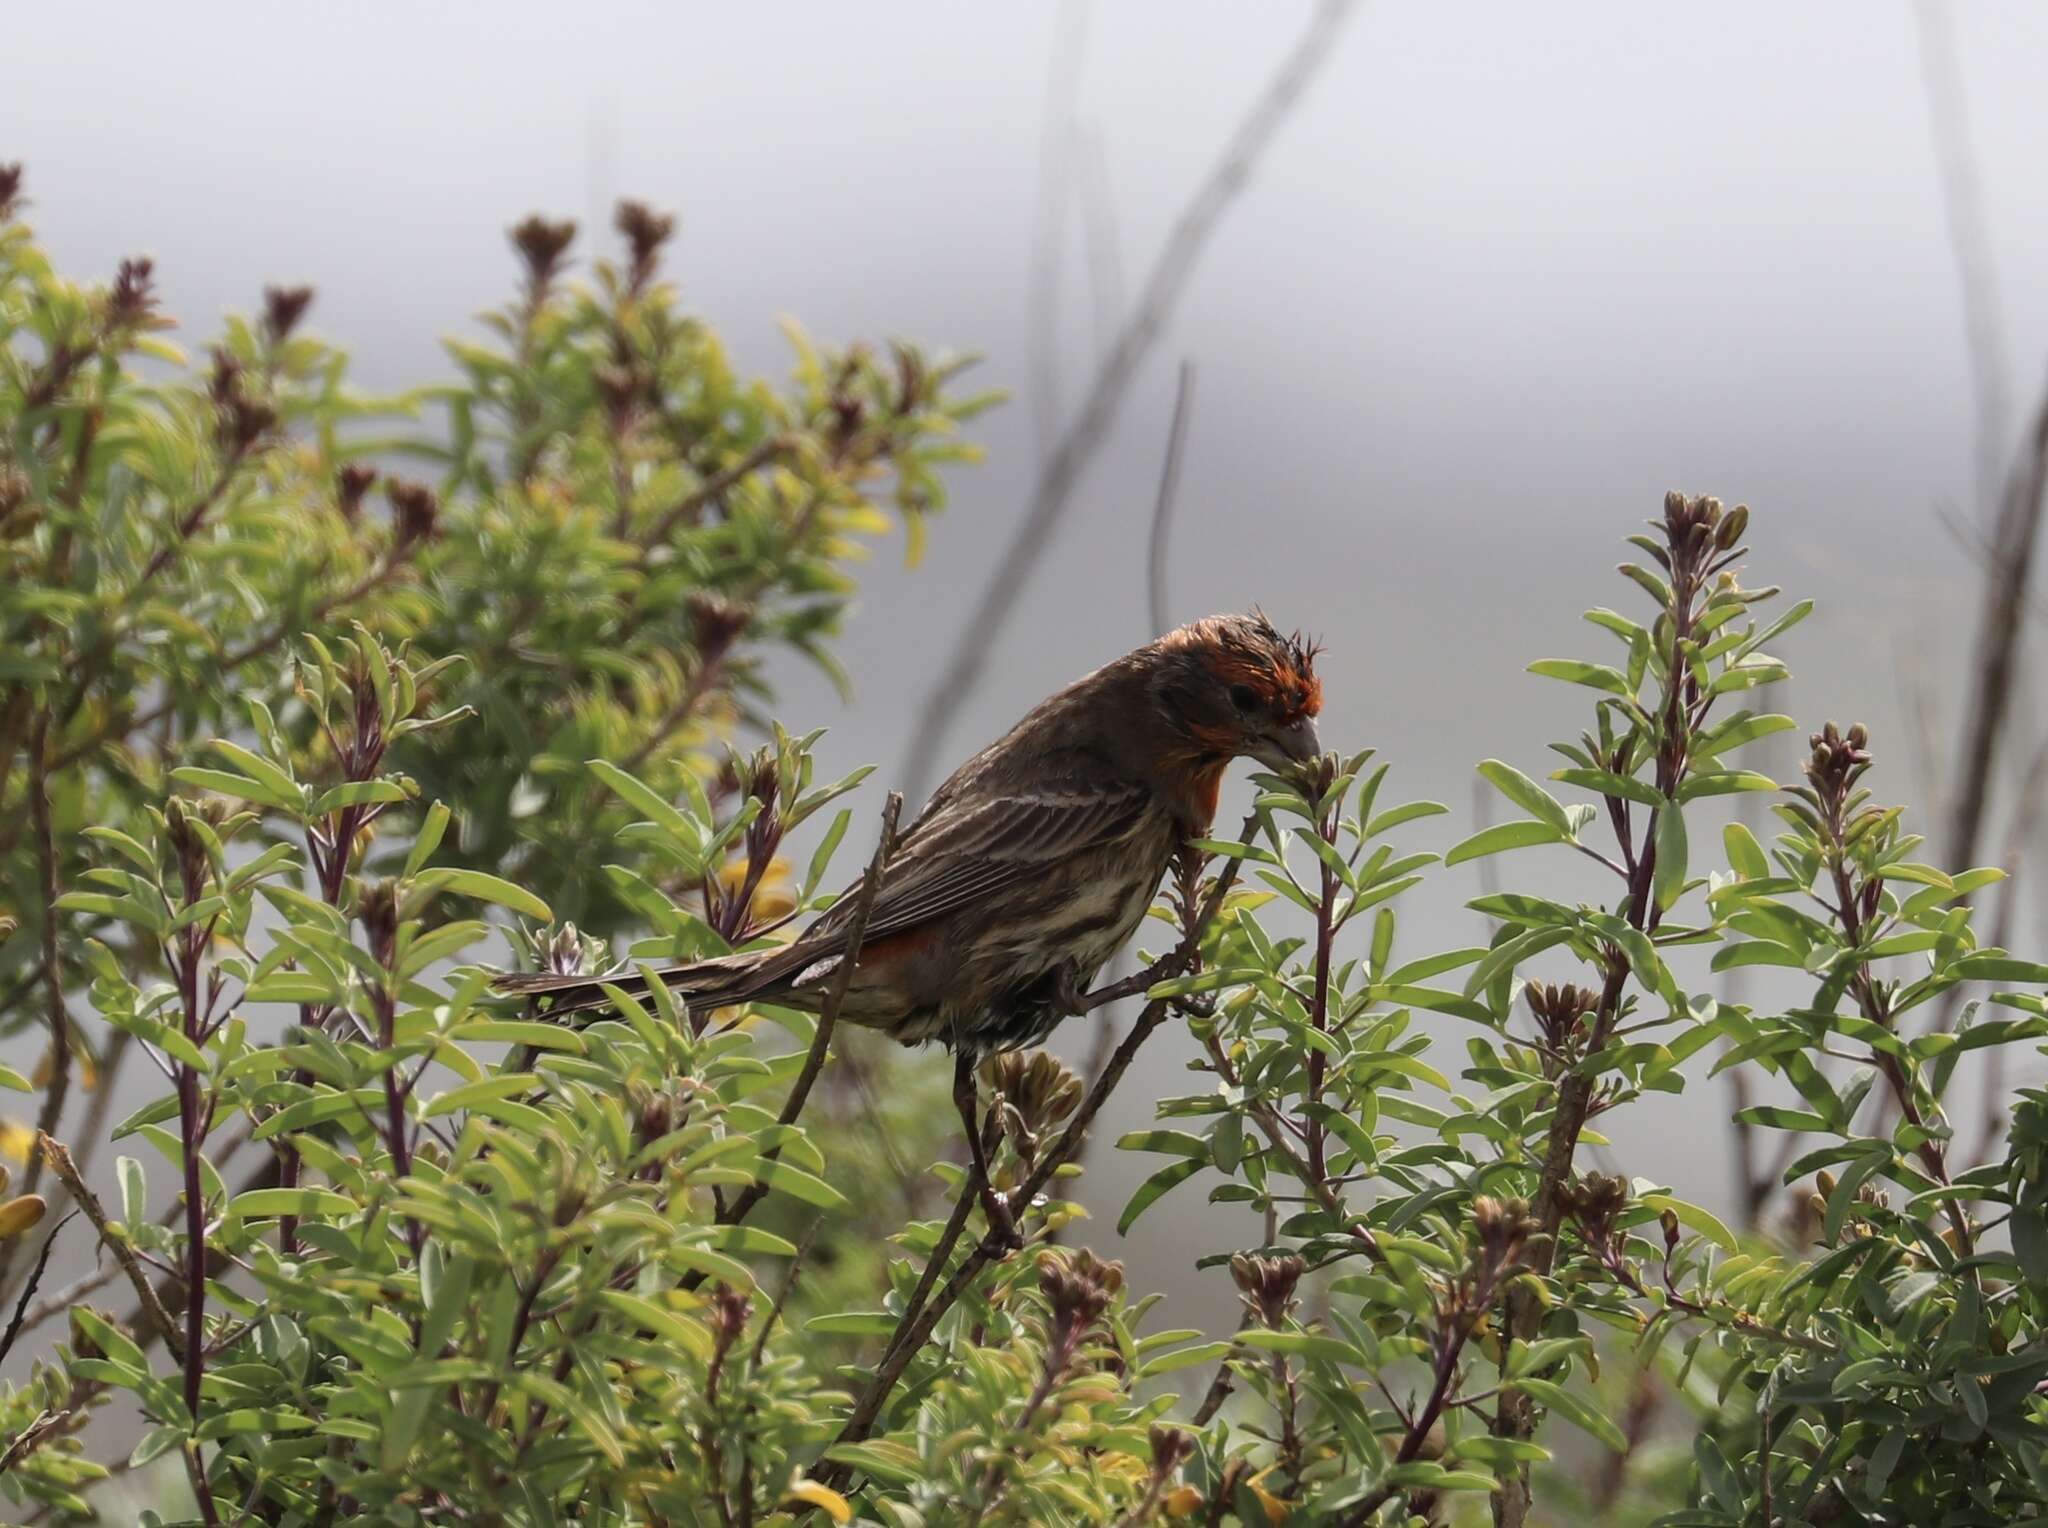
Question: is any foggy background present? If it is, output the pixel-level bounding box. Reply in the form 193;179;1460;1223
9;1;2048;1339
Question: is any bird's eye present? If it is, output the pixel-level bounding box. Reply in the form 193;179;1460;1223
1228;683;1259;714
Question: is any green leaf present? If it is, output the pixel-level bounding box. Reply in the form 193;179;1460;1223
1695;712;1796;759
588;758;699;844
1118;1157;1205;1235
226;1188;356;1221
1526;659;1634;698
1723;822;1770;880
169;766;299;813
1653;806;1687;912
1511;1376;1627;1451
1638;1193;1736;1252
1477;760;1575;835
1444;820;1566;867
1731;1106;1829;1132
804;1311;900;1338
424;869;552;922
1552;767;1663;807
1364;800;1449;838
311;780;414;816
760;1161;849;1211
1234;1328;1365;1367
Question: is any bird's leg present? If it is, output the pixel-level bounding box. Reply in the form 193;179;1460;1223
1050;961;1088;1017
952;1050;1022;1254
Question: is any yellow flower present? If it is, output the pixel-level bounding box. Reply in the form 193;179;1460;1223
0;1121;35;1164
0;1194;46;1238
716;855;796;923
780;1480;850;1524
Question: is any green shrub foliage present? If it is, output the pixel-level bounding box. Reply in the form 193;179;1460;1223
3;166;2046;1525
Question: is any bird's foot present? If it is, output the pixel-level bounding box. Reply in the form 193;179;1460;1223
977;1179;1025;1255
1051;962;1089;1017
1173;990;1217;1020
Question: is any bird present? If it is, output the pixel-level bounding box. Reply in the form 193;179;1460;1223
496;611;1323;1237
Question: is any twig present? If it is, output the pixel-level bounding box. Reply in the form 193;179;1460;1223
820;824;1254;1484
1075;123;1126;365
1913;0;2011;521
692;793;902;1250
1026;0;1092;459
639;435;792;550
1190;1341;1244;1426
0;1212;75;1367
1145;360;1197;641
0;1409;69;1476
24;712;68;1198
897;0;1360;799
1939;357;2048;881
38;1134;185;1359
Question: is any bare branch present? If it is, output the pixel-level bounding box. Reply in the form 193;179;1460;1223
1145;360;1197;641
1914;0;2011;521
898;0;1360;799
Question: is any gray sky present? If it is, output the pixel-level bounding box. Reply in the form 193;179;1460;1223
8;1;2048;1330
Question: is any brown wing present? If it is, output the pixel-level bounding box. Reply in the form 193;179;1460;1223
494;777;1155;1012
797;777;1154;953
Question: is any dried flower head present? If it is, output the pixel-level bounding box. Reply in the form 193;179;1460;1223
107;258;159;331
985;1049;1082;1165
510;214;577;298
1230;1251;1306;1328
357;877;401;965
1555;1175;1629;1257
1526;982;1597;1048
1471;1193;1542;1273
1802;720;1872;800
335;462;377;523
1038;1247;1124;1344
385;478;441;547
688;594;751;658
614;199;675;293
262;284;315;342
206;348;277;451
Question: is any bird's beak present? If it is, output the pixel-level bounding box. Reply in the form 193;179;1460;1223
1249;716;1322;773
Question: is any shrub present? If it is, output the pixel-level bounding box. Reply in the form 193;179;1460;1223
3;164;2045;1526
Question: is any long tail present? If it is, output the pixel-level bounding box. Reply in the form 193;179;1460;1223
492;944;814;1021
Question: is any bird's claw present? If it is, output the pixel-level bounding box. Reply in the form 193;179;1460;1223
1173;991;1217;1020
979;1183;1025;1255
1051;963;1088;1017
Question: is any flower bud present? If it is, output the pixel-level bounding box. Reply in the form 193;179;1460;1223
0;1194;46;1238
1230;1251;1306;1328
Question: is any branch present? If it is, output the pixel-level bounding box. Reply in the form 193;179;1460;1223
694;793;902;1247
1943;383;2048;888
819;824;1255;1485
897;0;1359;798
0;1212;74;1368
1145;359;1197;641
37;1134;184;1360
639;434;792;550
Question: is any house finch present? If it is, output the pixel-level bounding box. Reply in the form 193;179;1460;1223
498;611;1322;1235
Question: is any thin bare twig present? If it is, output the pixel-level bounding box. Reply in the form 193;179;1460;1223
1146;360;1197;641
820;825;1254;1486
694;793;902;1248
1027;0;1092;459
898;0;1360;799
38;1134;184;1360
1941;384;2048;983
0;1212;74;1367
0;714;71;1300
1914;0;2011;521
1075;122;1126;365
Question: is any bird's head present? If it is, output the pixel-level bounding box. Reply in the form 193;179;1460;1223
1149;611;1324;774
